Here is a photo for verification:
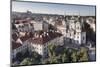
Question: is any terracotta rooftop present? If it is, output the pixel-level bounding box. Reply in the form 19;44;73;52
15;19;31;24
20;32;33;42
12;32;34;50
12;33;18;41
12;41;22;50
28;32;62;45
12;31;62;49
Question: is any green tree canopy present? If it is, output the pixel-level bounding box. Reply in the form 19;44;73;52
20;58;32;65
78;47;89;62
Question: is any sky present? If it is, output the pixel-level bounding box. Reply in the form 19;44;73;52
12;1;96;16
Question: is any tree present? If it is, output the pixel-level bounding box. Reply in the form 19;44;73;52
42;59;50;64
20;58;32;65
62;53;67;63
78;47;89;62
71;50;78;62
16;52;23;62
50;57;58;64
23;49;30;58
48;44;56;58
61;48;69;63
48;44;60;64
84;22;96;42
31;51;42;64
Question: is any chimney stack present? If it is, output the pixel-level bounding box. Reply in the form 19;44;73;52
47;32;49;36
40;35;42;38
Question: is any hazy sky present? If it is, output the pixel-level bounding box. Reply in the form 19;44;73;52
12;1;95;16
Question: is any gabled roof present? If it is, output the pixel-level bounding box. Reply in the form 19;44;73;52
12;33;18;41
12;41;22;50
28;32;62;45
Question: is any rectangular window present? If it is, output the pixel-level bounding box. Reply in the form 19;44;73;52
70;33;71;37
77;41;79;44
77;36;79;38
83;36;84;40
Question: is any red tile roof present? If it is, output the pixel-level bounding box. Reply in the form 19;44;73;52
28;32;62;45
15;19;31;24
12;32;32;50
12;33;18;41
20;33;32;42
12;41;22;50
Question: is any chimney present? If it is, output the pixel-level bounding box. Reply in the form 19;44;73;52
16;38;22;44
32;37;35;40
44;31;46;34
34;33;37;38
40;35;42;38
43;32;46;37
36;34;39;38
47;32;49;36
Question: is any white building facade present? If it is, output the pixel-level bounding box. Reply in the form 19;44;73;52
66;16;86;45
31;20;49;31
28;32;64;58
